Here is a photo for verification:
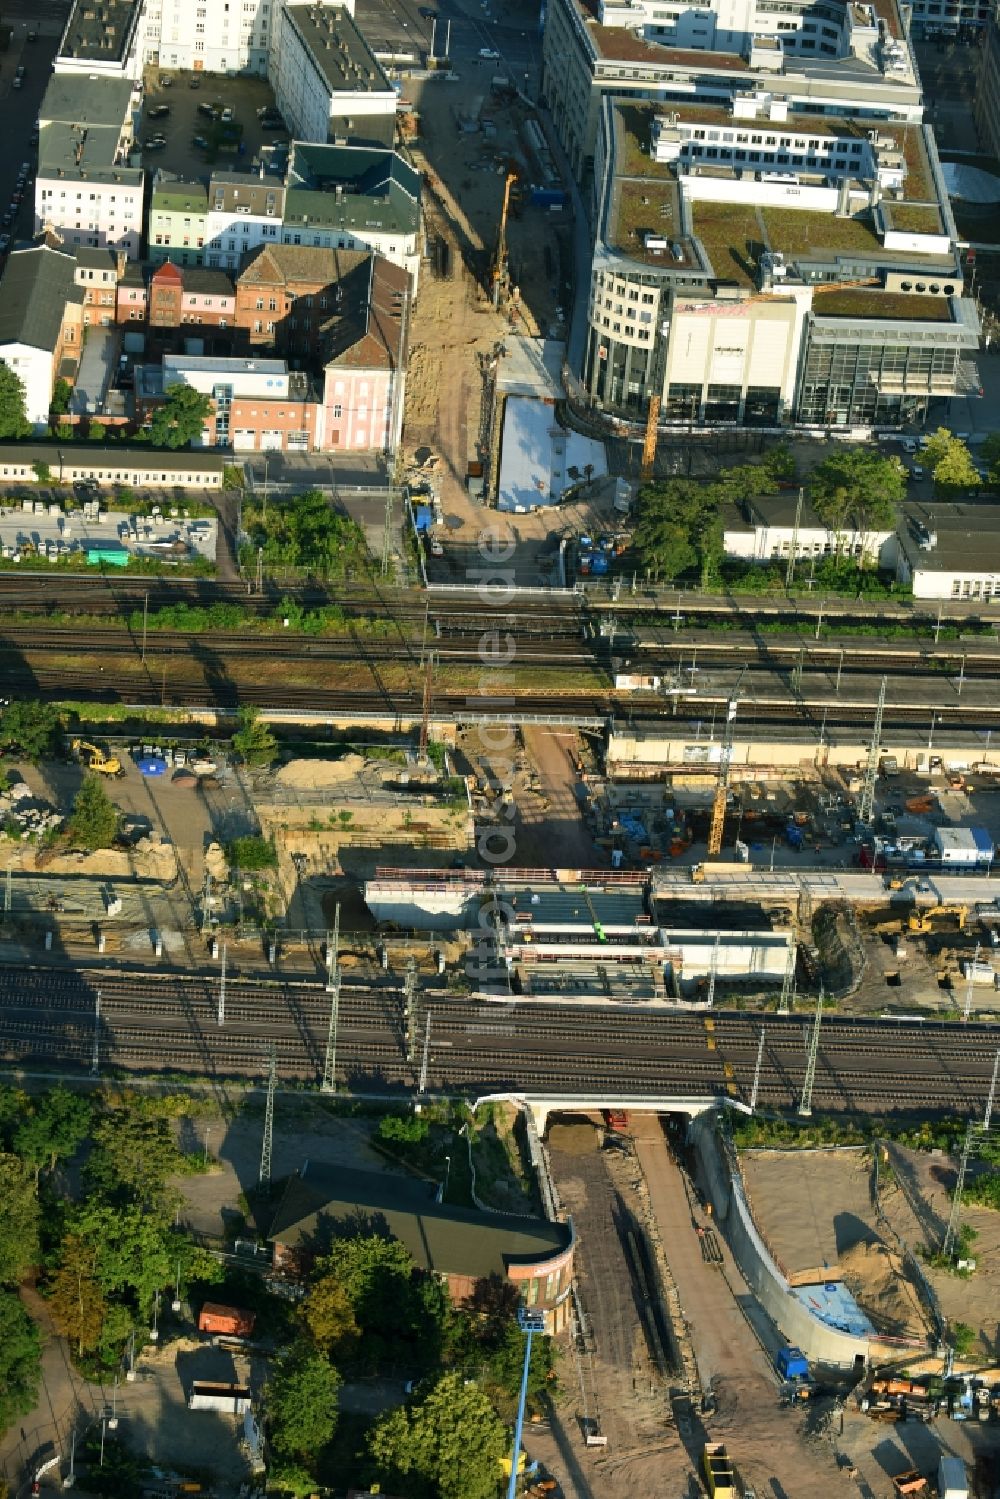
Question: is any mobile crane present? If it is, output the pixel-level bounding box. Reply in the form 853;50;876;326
706;667;748;858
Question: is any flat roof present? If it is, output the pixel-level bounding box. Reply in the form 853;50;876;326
151;175;209;214
689;201;762;286
812;288;954;320
505;887;649;927
39;72;134;128
0;444;225;471
900;499;1000;574
58;0;142;63
284;3;393;98
165;354;288;376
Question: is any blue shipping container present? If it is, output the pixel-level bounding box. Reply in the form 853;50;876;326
136;757;167;777
413;504;433;535
529;188;568;208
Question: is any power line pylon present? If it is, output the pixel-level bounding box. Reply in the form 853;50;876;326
778;941;796;1014
857;675;887;827
259;1043;276;1186
941;1120;976;1261
321;903;341;1095
750;1028;766;1113
798;985;824;1117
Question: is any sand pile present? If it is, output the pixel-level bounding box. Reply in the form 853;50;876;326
275;756;366;789
839;1239;928;1338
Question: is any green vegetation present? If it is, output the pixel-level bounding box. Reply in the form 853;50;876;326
367;1373;508;1499
50;378;72;418
808;446;904;541
0;1289;41;1429
811;288;952;320
67;775;119;850
731;1113;970;1152
230;704;278;768
635;448;794;584
226;834;278;870
922;427;981;496
760;207;881;256
142;384;213;450
0;363;31;440
239;489;369;581
689;202;762;285
949;1321;977;1358
0;701;61;762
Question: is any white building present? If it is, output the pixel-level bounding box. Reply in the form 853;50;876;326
894;500;1000;600
723;493;896;568
269;2;396;148
35;75;143;260
203;174;286;272
141;0;272;75
0;248;83;429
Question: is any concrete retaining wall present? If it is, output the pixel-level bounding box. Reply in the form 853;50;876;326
690;1114;871;1367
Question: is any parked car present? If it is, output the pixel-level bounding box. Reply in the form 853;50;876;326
259;113;284;129
148;103;171;119
0;236;10;254
197;101;217;119
26;29;36;41
15;64;25;80
192;135;210;150
478;46;500;58
142;137;167;150
221;106;234;123
429;537;444;558
11;76;21;89
189;76;200;88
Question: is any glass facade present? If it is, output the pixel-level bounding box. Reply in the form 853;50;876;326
796;325;961;426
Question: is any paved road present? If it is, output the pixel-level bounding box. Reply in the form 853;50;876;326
631;1116;853;1499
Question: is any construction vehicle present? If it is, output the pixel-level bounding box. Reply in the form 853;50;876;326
491;169;517;308
71;739;124;778
908;905;968;934
707;666;748;858
702;1442;735;1497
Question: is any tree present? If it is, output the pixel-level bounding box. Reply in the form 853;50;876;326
86;1107;186;1215
0;1154;40;1284
46;1231;107;1357
0;701;60;761
0;1289;42;1430
981;431;1000;484
32;462;52;484
88;420;106;442
922;427;979;496
808;447;904;547
50;378;72;417
147;385;212;450
13;1086;92;1181
68;775;119;850
367;1372;507;1499
230;705;277;768
949;1320;976;1359
633;478;716;582
55;422;74;442
315;1237;419;1345
0;362;32;440
299;1274;359;1359
266;1341;341;1464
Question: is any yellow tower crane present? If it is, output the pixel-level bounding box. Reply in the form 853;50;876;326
707;667;748;858
492;170;518;309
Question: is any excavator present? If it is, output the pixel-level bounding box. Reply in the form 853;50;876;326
908;905;968;934
71;739;125;778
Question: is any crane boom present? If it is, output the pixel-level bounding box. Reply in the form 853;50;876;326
707;666;748;857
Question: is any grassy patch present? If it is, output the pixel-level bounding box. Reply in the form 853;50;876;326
812;288;953;320
689;202;762;286
760;207;881;256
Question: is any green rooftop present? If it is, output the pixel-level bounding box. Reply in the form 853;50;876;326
611;177;684;263
151;177;209;214
884;203;943;235
760;207;882;257
614;103;675;181
812;288;953;319
690;202;762;285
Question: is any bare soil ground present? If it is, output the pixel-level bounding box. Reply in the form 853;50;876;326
546;1124;686;1498
740;1147;931;1341
880;1143;1000;1364
632;1118;854;1499
516;727;606;869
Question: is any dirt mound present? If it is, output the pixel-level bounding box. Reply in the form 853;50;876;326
838;1238;927;1337
275;756;366;789
547;1120;600;1155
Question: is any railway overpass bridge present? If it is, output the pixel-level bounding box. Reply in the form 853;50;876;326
473;1090;732;1135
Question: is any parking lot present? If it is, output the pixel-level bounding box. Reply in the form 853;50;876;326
0;494;217;566
140;67;288;180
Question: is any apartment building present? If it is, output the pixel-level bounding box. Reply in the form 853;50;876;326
55;0;146;80
269;2;396;148
235;242;409;451
282;142;421;284
75;247;123;327
149;176;209;267
542;0;924;180
975;17;1000;162
143;0;273;73
203;174;286;272
35;75;143;259
580;97;978;428
116;261;236;329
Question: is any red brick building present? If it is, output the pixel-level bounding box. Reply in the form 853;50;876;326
116;262;236;332
268;1162;575;1333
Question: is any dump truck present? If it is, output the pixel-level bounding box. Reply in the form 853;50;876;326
71;739;124;778
702;1443;735;1497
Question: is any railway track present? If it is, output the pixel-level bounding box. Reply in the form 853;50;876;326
0;968;994;1112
